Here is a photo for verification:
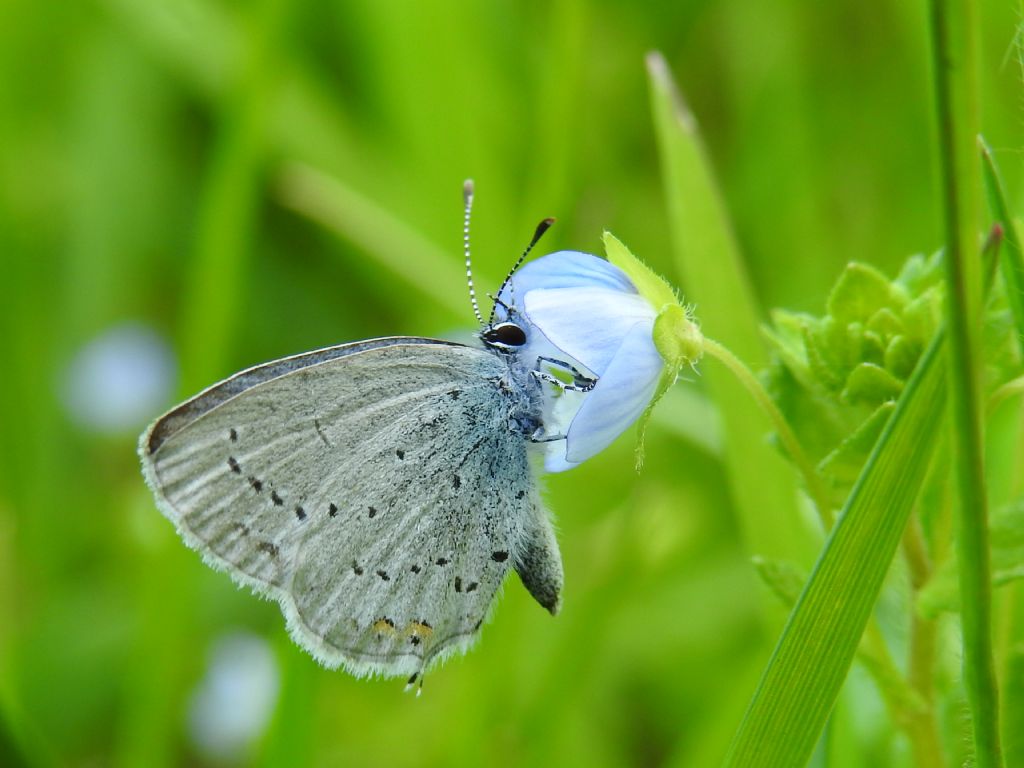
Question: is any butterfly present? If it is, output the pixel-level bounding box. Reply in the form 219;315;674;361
139;182;592;688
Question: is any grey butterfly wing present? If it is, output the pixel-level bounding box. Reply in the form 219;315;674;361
139;337;563;679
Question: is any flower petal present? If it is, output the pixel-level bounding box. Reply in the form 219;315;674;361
544;319;664;471
502;251;637;303
523;286;657;376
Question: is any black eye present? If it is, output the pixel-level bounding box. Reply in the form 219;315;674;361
483;322;527;348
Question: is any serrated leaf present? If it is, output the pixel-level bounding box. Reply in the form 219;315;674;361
902;290;943;344
752;556;807;607
884;335;920;380
866;307;904;338
827;262;897;323
762;313;820;394
763;310;808;363
841;362;903;404
896;253;929;289
860;328;887;367
803;321;846;392
896;251;944;296
818;402;895;487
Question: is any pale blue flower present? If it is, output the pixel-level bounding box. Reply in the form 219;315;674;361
498;251;666;472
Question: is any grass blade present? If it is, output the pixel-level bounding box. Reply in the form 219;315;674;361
646;52;817;569
980;137;1024;348
929;0;1003;764
724;330;946;766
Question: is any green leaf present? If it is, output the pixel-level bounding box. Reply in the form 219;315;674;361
802;321;846;392
841;362;904;404
827;262;899;323
884;335;920;380
917;500;1024;617
724;331;946;767
751;557;806;607
818;402;895;488
980;136;1024;352
902;290;944;345
866;307;905;338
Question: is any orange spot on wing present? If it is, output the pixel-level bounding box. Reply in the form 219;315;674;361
404;620;434;639
371;618;396;635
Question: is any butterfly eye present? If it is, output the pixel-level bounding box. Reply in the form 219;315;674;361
482;322;527;351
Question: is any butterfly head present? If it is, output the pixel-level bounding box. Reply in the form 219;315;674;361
480;320;527;354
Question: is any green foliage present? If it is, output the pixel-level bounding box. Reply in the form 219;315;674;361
765;250;1021;505
726;330;948;767
918;499;1024;616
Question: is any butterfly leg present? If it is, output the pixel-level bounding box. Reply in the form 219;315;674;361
530;357;597;393
404;669;425;697
529;428;566;443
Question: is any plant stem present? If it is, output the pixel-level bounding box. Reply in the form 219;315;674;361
928;0;1003;763
703;337;834;527
902;518;947;767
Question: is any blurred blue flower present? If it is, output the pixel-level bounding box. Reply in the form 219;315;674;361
499;250;668;472
188;632;280;763
61;323;176;433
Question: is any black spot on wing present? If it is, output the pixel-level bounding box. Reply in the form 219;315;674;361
328;503;338;518
294;506;306;521
227;456;241;474
352;561;364;576
376;569;390;581
368;506;377;519
248;476;263;492
491;551;509;563
229;428;238;442
270;490;283;506
396;449;405;460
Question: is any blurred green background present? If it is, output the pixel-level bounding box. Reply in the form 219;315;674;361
0;0;1021;766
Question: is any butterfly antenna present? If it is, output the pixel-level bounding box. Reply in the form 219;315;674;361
487;217;556;325
463;179;485;327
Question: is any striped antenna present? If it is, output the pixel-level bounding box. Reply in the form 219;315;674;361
463;179;484;326
487;217;555;325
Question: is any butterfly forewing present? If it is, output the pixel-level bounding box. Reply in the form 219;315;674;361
140;338;556;678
